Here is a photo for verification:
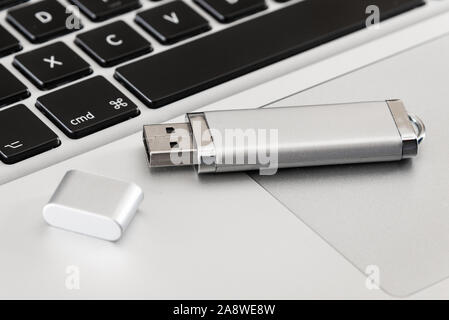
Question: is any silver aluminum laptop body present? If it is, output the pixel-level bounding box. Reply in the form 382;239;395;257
1;0;449;298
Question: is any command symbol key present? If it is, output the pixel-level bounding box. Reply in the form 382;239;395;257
36;76;140;139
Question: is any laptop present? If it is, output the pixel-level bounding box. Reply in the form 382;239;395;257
1;0;449;299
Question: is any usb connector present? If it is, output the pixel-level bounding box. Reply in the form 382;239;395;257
143;100;425;175
143;123;196;167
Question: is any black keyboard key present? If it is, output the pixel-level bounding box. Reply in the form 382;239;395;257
13;41;92;90
0;64;29;108
0;24;21;57
36;76;140;139
7;0;82;43
0;104;60;164
75;21;152;67
116;0;424;109
135;0;210;45
0;0;28;10
69;0;141;22
194;0;267;23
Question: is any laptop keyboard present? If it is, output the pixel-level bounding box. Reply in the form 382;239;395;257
116;0;425;109
0;0;426;168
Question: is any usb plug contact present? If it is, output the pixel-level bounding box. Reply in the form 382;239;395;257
143;123;196;167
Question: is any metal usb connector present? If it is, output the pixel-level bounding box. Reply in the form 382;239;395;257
143;123;196;167
143;100;425;174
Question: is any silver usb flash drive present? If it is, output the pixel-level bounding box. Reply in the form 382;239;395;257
143;100;425;174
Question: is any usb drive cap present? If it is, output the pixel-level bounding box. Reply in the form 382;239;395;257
43;170;144;241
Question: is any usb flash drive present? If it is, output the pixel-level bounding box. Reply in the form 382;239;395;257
143;100;425;174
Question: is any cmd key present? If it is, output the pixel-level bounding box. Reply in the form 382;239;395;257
36;76;140;139
0;104;60;164
115;0;425;109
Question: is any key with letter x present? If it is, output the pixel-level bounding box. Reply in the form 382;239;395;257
13;42;92;90
43;56;63;68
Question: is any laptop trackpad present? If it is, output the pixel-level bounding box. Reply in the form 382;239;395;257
251;34;449;297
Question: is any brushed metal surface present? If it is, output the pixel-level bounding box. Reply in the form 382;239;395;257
251;33;449;297
203;102;404;173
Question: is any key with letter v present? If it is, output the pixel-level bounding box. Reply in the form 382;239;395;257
135;0;210;44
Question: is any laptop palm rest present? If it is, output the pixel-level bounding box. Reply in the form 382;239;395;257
251;33;449;297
